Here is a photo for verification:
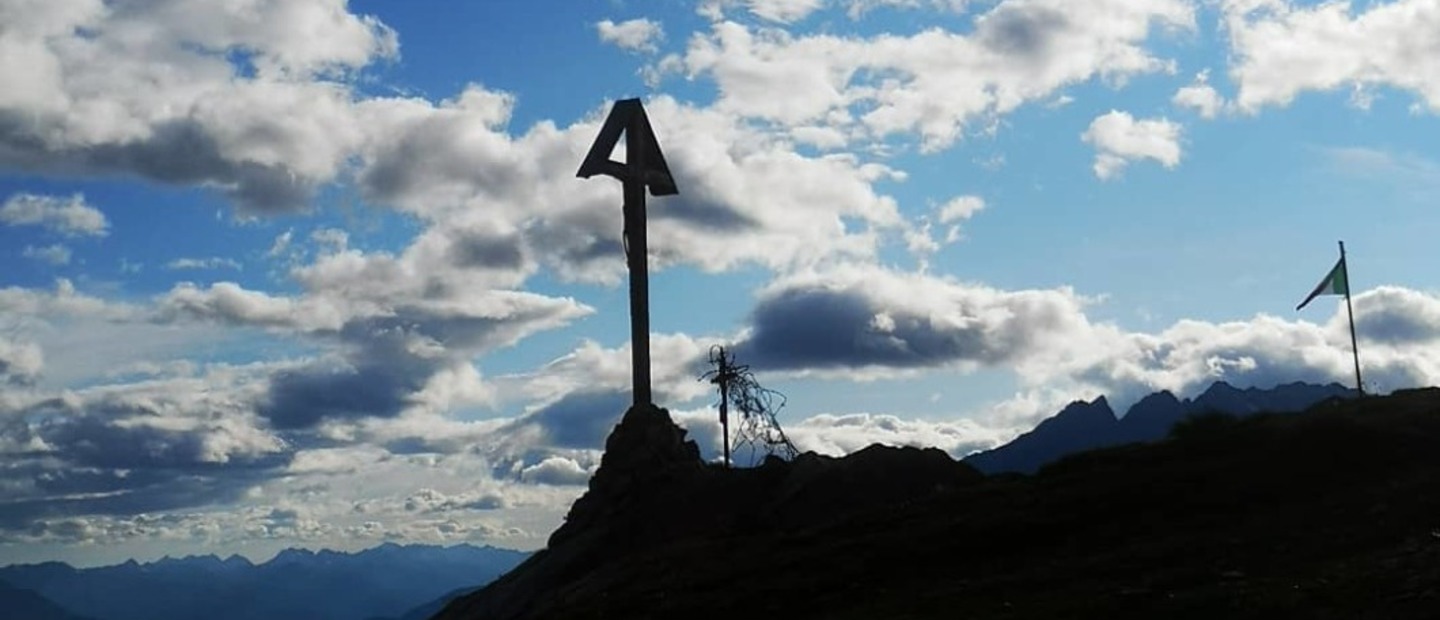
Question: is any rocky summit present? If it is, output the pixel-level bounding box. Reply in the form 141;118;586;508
437;391;1440;619
434;404;979;620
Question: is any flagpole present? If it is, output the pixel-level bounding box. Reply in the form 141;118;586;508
1339;241;1364;397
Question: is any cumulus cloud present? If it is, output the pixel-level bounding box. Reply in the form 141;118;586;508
1223;0;1440;113
155;282;337;331
519;457;593;486
1042;288;1440;411
0;0;397;212
150;250;593;429
596;18;665;53
252;290;591;429
684;0;1193;150
356;91;904;282
1172;69;1228;119
1351;286;1440;345
1081;110;1183;180
725;265;1440;413
0;193;109;236
3;0;921;285
735;265;1094;373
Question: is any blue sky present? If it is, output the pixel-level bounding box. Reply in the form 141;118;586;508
3;0;1440;566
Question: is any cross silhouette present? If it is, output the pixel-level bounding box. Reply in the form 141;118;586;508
577;99;678;407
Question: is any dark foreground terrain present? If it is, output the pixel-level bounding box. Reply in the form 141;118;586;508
438;389;1440;619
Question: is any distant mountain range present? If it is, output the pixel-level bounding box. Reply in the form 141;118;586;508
963;381;1355;474
0;543;528;620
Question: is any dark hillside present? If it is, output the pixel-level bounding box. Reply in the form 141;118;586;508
438;389;1440;619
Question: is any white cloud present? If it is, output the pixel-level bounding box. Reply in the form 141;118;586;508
730;264;1440;413
156;281;335;331
700;0;827;23
166;257;243;271
493;334;717;407
0;193;109;237
786;412;1008;458
1172;69;1228;119
0;337;43;385
596;18;665;53
518;457;593;486
0;279;136;321
684;1;1194;150
356;91;905;282
22;244;72;265
1081;110;1183;180
1223;0;1440;113
936;195;985;243
936;195;985;224
0;0;397;212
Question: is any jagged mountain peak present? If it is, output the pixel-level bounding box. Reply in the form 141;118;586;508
966;380;1354;475
1042;396;1116;425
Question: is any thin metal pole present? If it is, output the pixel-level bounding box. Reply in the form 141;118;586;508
719;362;731;469
1340;241;1364;397
625;115;652;408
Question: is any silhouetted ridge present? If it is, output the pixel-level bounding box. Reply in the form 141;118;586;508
1116;390;1186;442
436;404;980;620
963;395;1117;474
965;381;1354;474
438;388;1440;619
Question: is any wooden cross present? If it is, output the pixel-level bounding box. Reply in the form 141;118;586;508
577;99;678;407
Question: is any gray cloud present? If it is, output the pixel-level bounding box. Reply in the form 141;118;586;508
978;2;1069;59
1352;286;1440;345
258;293;589;429
0;384;291;529
501;391;631;451
262;361;423;430
736;266;1089;371
0;108;319;214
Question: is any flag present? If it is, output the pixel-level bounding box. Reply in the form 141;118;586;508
1296;257;1348;310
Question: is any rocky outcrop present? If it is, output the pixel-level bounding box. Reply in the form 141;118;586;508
435;404;981;620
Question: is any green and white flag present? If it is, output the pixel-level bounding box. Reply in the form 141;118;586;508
1296;257;1348;310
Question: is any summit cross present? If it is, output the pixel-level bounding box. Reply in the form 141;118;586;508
577;99;679;407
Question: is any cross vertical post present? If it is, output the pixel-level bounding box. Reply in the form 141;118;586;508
624;114;652;407
577;99;678;409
